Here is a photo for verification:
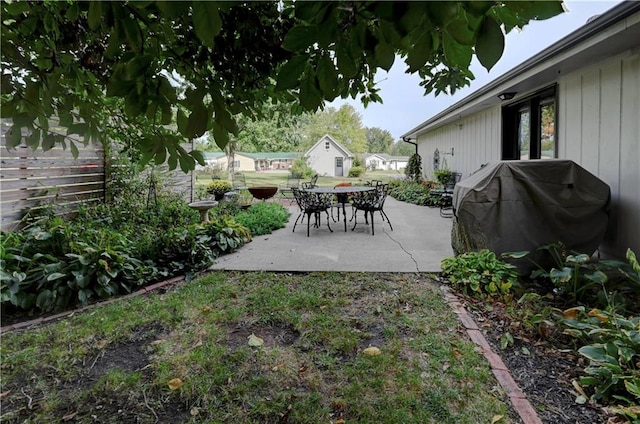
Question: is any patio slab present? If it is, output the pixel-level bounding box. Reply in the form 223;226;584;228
210;197;454;272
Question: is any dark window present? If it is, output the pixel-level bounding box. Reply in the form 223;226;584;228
502;86;556;160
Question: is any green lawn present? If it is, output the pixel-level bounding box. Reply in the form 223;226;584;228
195;170;405;189
1;271;516;423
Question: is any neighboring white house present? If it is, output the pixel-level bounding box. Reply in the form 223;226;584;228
401;2;639;259
305;134;354;177
363;153;409;171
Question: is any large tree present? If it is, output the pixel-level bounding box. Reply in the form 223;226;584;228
300;104;367;153
366;127;394;153
1;1;564;171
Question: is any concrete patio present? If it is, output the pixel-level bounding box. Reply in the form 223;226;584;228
211;197;454;273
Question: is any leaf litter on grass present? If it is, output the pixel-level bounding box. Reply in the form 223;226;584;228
1;271;518;423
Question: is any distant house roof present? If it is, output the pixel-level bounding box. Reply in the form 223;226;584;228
240;152;301;160
306;134;353;157
203;152;226;160
364;153;409;161
401;1;640;139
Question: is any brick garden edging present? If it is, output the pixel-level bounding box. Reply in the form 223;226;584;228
440;285;543;424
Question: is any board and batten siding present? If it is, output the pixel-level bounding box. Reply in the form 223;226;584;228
416;50;639;259
417;107;501;179
557;51;639;258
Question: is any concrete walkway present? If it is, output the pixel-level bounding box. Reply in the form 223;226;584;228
211;197;454;273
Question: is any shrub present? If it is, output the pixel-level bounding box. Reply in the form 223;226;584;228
433;169;455;186
405;153;422;182
441;249;519;297
387;180;440;206
235;202;290;236
206;180;233;199
290;158;314;178
348;166;365;177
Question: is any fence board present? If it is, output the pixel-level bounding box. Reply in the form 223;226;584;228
1;118;195;231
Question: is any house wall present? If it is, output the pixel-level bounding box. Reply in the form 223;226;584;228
218;154;256;172
557;51;639;258
417;107;501;180
306;142;352;176
416;51;639;259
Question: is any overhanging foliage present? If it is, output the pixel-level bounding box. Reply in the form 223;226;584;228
1;1;564;171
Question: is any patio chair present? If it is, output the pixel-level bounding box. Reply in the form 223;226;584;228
351;184;393;235
279;173;302;200
330;182;353;223
437;172;462;218
291;187;333;237
301;174;318;189
232;172;247;191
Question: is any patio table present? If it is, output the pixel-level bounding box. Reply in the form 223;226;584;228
303;186;375;232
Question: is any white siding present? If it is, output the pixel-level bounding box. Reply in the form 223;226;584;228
417;107;501;180
306;138;352;176
559;52;640;257
417;51;639;258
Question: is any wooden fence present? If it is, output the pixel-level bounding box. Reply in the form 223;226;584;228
0;120;194;232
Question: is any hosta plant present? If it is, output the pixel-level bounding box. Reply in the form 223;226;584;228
441;249;519;297
561;306;640;408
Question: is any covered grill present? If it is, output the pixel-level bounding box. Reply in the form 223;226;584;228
451;160;610;274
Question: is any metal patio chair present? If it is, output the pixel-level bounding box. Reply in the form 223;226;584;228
351;184;393;235
291;187;333;237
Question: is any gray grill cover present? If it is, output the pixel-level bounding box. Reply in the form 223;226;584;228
451;160;610;274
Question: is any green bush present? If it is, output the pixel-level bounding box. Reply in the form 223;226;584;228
290;158;314;178
441;249;519;297
235;202;290;236
405;153;422;182
206;180;233;199
387;180;440;206
348;166;365;177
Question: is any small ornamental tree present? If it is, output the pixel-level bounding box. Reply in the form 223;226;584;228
405;154;423;182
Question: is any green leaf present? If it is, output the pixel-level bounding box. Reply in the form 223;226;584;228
69;141;79;158
191;150;206;166
88;2;103;30
177;108;188;134
282;25;318;52
46;272;66;281
579;345;618;365
5;125;23;149
550;267;572;283
317;54;338;98
442;33;472;69
122;15;142;50
299;75;322;111
336;45;357;79
276;55;309;91
193;2;222;48
475;16;504;71
405;30;433;72
502;251;529;259
185;103;209;138
211;121;229;150
374;42;395;71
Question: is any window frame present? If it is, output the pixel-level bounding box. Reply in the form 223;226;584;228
501;85;557;160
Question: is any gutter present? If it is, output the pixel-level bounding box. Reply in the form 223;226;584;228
402;136;418;155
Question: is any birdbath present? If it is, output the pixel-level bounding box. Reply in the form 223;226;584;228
188;200;218;223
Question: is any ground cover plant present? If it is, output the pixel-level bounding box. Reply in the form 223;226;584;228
441;246;640;423
0;272;516;423
0;169;291;319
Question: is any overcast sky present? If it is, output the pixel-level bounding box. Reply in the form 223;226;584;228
329;1;623;141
